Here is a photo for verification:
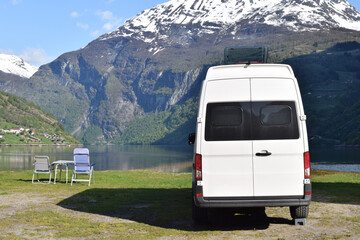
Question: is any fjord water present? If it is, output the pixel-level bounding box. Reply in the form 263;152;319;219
310;146;360;172
0;145;193;173
0;145;359;172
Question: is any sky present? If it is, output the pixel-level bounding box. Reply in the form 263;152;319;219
0;0;168;66
0;0;359;66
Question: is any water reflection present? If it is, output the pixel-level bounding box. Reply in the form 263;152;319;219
0;145;194;173
87;145;194;173
0;146;74;171
312;163;360;173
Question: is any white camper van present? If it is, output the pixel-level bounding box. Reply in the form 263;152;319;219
190;63;311;224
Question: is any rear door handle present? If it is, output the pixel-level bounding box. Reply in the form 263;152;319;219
256;150;272;157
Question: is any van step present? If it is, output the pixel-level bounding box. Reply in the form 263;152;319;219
294;218;306;226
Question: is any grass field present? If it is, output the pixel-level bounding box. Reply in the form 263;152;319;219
0;169;359;239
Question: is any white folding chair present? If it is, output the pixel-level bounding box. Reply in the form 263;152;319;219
32;156;52;184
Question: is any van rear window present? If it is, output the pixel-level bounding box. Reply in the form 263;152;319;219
205;102;251;141
211;105;243;126
205;101;299;141
260;105;292;125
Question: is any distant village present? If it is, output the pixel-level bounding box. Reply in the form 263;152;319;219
0;127;66;144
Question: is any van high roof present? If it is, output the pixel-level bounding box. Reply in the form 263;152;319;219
205;64;295;81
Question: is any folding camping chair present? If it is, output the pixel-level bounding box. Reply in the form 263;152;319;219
71;148;95;186
32;156;52;184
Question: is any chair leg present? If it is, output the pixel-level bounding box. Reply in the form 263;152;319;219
90;166;95;185
88;172;92;187
71;172;76;186
48;171;52;184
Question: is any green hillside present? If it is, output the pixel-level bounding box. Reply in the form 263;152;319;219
285;41;360;146
0;91;79;145
115;97;198;145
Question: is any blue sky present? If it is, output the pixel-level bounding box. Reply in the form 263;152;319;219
0;0;359;66
0;0;168;66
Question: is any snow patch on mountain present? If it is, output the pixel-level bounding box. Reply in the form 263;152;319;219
0;54;38;78
100;0;360;43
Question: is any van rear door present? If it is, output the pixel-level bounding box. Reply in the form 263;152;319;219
201;79;253;197
251;78;304;197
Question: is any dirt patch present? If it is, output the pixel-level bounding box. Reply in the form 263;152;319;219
0;192;359;239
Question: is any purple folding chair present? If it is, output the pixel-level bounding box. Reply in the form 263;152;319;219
71;148;95;186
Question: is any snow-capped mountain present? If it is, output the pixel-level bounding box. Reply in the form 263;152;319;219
0;54;38;78
102;0;360;45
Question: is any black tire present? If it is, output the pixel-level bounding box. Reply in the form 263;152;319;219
192;197;208;224
290;205;309;219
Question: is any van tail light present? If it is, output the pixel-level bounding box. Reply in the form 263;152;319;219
195;154;202;181
304;151;310;178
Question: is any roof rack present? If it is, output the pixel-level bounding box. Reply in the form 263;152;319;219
224;46;268;65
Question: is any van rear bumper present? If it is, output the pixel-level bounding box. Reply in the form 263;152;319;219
193;185;311;208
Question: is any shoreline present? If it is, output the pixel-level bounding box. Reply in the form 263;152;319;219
0;144;83;147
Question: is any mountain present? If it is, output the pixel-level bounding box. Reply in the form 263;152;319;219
1;0;360;145
0;54;38;78
0;91;79;145
105;0;360;43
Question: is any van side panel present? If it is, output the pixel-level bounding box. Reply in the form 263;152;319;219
251;78;305;197
201;79;253;197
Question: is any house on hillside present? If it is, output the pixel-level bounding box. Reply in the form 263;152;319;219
9;128;24;135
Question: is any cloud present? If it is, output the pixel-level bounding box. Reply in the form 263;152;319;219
11;0;22;5
96;10;114;21
106;0;115;4
103;23;113;31
90;30;101;37
87;9;122;38
76;22;89;30
71;11;80;18
95;10;122;32
19;48;53;66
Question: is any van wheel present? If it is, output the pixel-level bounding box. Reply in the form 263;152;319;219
192;198;208;224
290;205;309;219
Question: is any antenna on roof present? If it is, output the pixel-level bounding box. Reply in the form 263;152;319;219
224;46;268;65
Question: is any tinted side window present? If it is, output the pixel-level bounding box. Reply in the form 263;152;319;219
205;102;251;141
252;102;299;140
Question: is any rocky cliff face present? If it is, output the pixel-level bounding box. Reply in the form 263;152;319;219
12;39;206;141
1;0;360;143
